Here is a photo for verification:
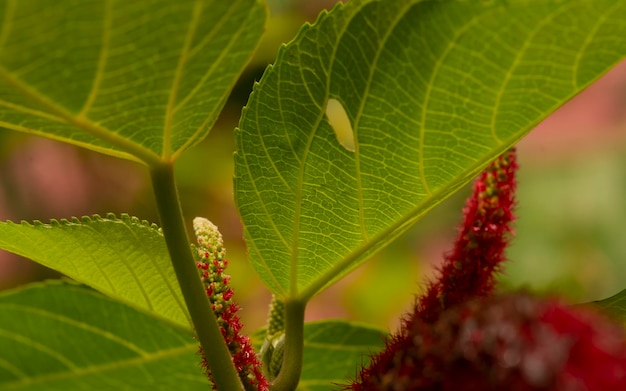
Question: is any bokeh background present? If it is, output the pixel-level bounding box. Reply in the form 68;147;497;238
1;0;626;334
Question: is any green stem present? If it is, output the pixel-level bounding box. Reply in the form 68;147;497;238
150;163;244;391
270;299;305;391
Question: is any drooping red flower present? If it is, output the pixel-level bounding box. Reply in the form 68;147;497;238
193;217;269;391
352;293;626;390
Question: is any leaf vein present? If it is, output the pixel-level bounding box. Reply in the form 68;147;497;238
78;0;111;116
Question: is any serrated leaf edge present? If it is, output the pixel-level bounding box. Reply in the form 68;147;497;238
5;213;162;234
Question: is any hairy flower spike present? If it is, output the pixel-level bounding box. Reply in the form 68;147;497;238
346;149;519;389
417;148;518;324
193;217;268;391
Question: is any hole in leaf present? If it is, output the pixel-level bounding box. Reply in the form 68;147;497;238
325;98;355;152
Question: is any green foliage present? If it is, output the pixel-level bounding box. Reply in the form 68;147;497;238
592;289;626;326
235;0;626;300
254;320;385;390
1;0;626;389
298;321;384;391
0;214;189;330
0;0;266;165
0;281;209;391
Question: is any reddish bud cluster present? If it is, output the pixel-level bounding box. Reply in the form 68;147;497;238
193;218;268;391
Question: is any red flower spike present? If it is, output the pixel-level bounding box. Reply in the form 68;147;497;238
347;149;519;389
193;217;269;391
416;148;518;324
350;293;626;390
347;148;626;389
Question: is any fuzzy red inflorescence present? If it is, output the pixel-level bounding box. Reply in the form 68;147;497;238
354;293;626;390
193;218;269;391
347;148;626;390
416;148;518;324
347;150;519;390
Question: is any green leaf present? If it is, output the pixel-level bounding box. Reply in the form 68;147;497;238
591;289;626;326
0;281;208;390
234;0;626;299
252;320;385;390
0;214;189;331
0;0;266;165
299;320;384;391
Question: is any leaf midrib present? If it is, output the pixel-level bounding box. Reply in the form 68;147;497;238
78;0;111;118
290;2;360;299
0;66;159;166
162;0;202;160
348;0;415;243
171;0;256;161
298;153;501;301
0;344;199;389
0;304;149;356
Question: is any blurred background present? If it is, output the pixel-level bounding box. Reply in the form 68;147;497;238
1;0;626;334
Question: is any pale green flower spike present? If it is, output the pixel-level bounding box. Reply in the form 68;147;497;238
261;333;285;381
193;217;225;260
192;217;269;390
261;295;286;380
267;295;286;337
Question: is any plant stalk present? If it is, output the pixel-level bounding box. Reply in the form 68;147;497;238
150;163;244;391
271;298;305;391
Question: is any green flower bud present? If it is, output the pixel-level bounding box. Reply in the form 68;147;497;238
260;332;285;381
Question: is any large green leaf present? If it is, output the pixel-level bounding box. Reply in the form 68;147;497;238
235;0;626;299
298;320;384;391
0;281;208;390
0;0;266;165
0;214;189;330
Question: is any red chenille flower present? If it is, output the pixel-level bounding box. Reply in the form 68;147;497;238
351;293;626;390
347;149;626;390
416;148;518;324
347;150;519;390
